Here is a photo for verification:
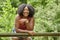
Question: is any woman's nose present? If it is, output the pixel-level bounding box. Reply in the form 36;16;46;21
24;10;29;13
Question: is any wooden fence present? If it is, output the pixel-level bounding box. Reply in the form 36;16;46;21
0;32;60;37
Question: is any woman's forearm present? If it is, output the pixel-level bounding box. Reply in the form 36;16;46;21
25;22;33;30
16;29;29;33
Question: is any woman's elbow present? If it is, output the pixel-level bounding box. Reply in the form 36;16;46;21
15;28;19;33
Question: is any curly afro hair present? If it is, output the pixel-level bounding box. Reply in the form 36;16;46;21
17;4;35;17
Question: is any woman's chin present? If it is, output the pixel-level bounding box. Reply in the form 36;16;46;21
24;16;28;18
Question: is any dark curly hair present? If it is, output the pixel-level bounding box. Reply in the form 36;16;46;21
17;4;35;17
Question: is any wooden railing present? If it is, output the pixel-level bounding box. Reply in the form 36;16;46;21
0;32;60;37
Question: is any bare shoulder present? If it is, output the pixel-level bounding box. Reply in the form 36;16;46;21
15;14;21;21
29;17;35;22
30;17;34;20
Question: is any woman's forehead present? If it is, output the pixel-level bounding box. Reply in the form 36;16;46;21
24;6;28;9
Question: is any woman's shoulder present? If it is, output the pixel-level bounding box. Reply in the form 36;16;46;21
29;17;34;19
28;17;34;21
15;14;21;20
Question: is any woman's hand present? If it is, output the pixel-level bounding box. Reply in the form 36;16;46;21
28;31;35;35
25;19;29;24
19;19;28;24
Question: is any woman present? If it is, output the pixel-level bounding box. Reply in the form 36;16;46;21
12;4;35;40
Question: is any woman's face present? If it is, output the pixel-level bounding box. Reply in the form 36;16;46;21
23;6;29;17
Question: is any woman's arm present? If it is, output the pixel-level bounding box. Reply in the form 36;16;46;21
15;16;35;35
25;17;35;31
15;15;29;33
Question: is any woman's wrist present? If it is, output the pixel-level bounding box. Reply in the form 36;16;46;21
24;30;28;32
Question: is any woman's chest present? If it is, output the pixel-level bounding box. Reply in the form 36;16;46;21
18;18;30;25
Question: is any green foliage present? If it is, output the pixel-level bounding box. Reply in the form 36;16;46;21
28;0;60;40
0;0;17;40
10;0;21;8
0;0;60;40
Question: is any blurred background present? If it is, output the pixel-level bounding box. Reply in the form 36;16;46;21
0;0;60;40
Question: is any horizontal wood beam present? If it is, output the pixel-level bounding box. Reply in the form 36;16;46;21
0;32;60;37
